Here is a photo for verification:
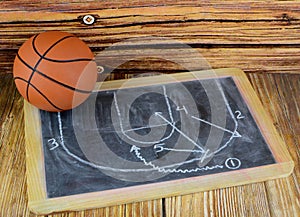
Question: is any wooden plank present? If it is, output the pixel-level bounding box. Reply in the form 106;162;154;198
165;72;300;217
0;74;30;217
24;101;47;202
266;177;300;217
0;72;299;216
1;1;299;215
248;73;300;217
165;184;272;217
1;19;300;49
24;68;293;215
125;200;163;217
92;47;300;75
46;205;125;217
248;73;300;181
1;1;300;76
1;1;300;20
2;47;300;75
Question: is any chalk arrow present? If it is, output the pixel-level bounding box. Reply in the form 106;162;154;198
233;131;242;138
191;115;241;137
155;112;205;153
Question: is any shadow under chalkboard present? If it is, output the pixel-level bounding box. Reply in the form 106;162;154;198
41;77;275;198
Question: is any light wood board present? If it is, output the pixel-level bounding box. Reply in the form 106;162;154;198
24;68;294;215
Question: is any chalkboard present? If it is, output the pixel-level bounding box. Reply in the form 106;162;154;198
24;68;294;215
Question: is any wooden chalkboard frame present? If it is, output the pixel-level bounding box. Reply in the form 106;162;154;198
24;68;294;215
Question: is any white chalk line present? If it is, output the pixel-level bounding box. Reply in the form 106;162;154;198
119;85;171;133
153;79;242;158
163;85;174;124
201;80;241;155
114;81;242;157
155;112;206;153
190;116;241;137
153;144;210;164
113;85;175;145
57;112;158;172
200;149;210;163
57;113;222;173
155;145;203;153
55;79;242;173
123;122;169;132
131;146;223;173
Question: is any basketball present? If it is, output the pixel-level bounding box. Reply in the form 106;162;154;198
13;31;97;112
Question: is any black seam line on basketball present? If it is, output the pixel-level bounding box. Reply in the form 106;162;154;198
16;53;92;94
25;34;75;102
14;77;64;111
35;57;94;63
32;39;94;62
31;34;94;63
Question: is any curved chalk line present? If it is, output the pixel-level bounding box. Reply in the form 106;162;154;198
131;145;223;173
113;85;176;145
56;112;223;173
212;81;241;155
155;112;205;153
54;80;242;173
151;81;241;158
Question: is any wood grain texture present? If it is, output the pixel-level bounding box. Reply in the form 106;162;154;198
0;72;299;217
0;74;30;217
2;1;300;26
248;73;300;217
1;0;300;75
2;47;300;76
23;68;293;215
0;1;299;216
165;184;272;217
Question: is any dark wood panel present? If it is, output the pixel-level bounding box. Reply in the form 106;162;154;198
1;1;300;75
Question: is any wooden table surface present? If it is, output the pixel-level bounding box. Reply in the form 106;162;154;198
0;1;299;216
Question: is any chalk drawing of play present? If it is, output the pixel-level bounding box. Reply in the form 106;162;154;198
47;78;250;175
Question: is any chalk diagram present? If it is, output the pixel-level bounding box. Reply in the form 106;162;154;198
48;80;245;175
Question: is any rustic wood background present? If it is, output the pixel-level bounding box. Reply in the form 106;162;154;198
0;1;299;216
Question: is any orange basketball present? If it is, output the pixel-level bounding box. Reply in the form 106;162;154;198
13;31;97;112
